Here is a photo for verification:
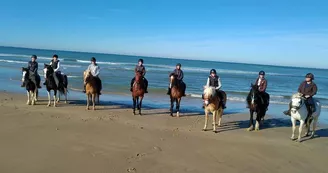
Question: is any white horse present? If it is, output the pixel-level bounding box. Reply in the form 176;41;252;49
290;93;321;142
203;87;226;132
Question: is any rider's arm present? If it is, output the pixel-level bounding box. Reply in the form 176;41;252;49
179;70;184;80
259;80;267;92
33;62;38;73
54;61;60;72
205;78;210;88
216;77;222;90
310;84;318;97
94;66;100;76
142;67;146;76
297;82;304;95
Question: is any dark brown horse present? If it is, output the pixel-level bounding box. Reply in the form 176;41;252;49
247;84;268;131
132;72;145;115
169;74;184;117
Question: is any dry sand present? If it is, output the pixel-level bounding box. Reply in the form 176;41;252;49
0;91;327;173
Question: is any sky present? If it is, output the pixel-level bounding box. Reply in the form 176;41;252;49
0;0;327;68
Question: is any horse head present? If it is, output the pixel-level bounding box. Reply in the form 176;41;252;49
291;93;304;112
135;72;143;83
43;64;54;79
21;67;29;82
83;70;92;83
249;83;260;108
169;73;178;87
203;87;217;106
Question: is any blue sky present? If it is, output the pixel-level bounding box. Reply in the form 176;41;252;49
0;0;327;68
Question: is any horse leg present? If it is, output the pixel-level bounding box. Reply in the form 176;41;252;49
310;117;318;139
35;89;38;102
212;110;217;133
255;111;261;131
170;97;174;117
291;117;296;140
247;110;254;131
139;97;143;115
57;91;60;103
31;89;36;105
26;91;30;105
64;88;68;104
176;98;181;117
218;109;223;127
53;90;57;107
137;97;140;110
132;97;136;115
86;94;90;110
203;110;209;131
47;91;51;107
297;120;305;142
92;94;95;110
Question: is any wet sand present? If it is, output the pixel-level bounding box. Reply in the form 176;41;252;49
0;91;327;173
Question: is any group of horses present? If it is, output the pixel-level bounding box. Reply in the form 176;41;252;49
21;67;322;142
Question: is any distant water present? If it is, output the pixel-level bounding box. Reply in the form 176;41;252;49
0;46;327;123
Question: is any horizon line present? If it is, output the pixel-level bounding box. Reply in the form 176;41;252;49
0;45;326;70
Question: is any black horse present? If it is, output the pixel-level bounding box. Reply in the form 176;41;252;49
44;64;68;107
247;83;269;131
22;67;38;105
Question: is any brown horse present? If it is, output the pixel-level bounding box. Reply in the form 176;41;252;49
83;70;99;110
169;74;184;117
132;72;145;115
203;87;227;132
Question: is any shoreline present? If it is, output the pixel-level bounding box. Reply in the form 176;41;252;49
0;91;328;173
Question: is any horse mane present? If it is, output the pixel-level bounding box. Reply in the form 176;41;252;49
204;87;216;98
291;93;303;99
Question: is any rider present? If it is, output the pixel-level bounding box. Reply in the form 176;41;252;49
202;69;226;109
130;59;148;93
21;55;41;88
167;63;186;96
83;57;102;95
247;71;269;108
44;54;62;87
283;73;317;120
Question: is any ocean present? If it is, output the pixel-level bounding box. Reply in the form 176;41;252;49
0;46;327;123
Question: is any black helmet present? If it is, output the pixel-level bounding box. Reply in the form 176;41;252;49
176;63;181;67
91;57;96;62
259;71;265;75
31;55;37;59
210;69;216;74
306;73;314;80
138;59;144;63
53;54;58;59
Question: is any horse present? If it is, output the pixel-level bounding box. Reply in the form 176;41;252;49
43;64;67;107
289;93;321;142
21;67;38;105
202;87;227;132
247;83;268;131
83;70;100;110
169;74;184;117
132;72;145;115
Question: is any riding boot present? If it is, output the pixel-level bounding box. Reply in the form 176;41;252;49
21;81;26;87
167;87;171;95
83;85;86;93
283;102;292;116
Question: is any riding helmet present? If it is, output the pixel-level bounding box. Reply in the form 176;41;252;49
305;73;314;80
138;59;144;64
176;63;181;67
53;54;58;59
210;69;217;74
259;71;265;75
31;55;37;59
91;57;96;62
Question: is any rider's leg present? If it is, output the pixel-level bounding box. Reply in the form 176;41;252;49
130;77;135;92
36;75;41;88
53;72;59;87
144;77;148;93
283;102;292;116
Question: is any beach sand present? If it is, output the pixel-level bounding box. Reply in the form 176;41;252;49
0;91;327;173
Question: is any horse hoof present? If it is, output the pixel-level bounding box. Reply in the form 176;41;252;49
213;130;218;133
296;139;302;143
65;101;67;104
47;104;50;107
176;112;180;117
310;134;315;139
133;112;136;115
139;113;142;116
86;107;89;110
247;128;254;131
255;128;259;131
202;129;207;131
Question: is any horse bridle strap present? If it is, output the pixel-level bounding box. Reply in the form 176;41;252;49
291;98;305;111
